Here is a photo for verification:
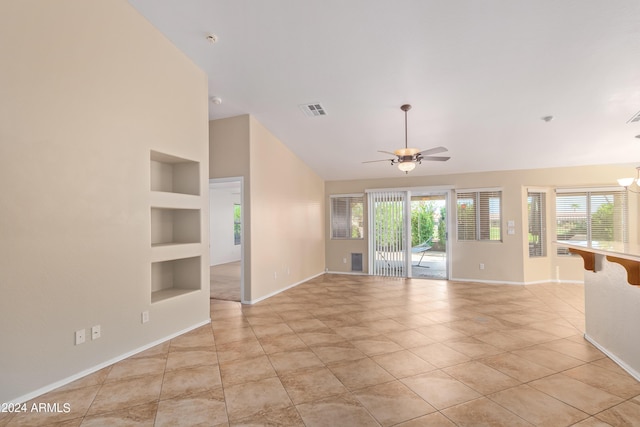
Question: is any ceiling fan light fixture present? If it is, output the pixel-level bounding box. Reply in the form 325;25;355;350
397;161;416;173
394;147;420;157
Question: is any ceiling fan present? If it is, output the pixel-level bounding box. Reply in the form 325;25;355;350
363;104;450;173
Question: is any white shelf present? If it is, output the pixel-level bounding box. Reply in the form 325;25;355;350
151;288;199;304
151;256;201;304
150;150;200;196
149;150;203;304
151;243;202;263
150;191;201;209
150;208;200;246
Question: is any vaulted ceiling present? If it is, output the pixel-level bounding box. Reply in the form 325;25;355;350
129;0;640;181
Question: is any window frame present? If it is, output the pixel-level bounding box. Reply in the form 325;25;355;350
330;194;365;240
456;188;502;242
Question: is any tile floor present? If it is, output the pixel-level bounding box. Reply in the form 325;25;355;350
210;262;241;302
4;274;640;426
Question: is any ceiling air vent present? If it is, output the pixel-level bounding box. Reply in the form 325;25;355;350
299;103;327;117
627;110;640;124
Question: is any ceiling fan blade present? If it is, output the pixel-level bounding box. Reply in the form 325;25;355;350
422;156;450;162
418;146;448;156
377;150;398;156
363;158;395;164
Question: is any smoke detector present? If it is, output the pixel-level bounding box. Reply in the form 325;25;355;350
206;34;218;44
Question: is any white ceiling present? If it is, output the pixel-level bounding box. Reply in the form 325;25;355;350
129;0;640;181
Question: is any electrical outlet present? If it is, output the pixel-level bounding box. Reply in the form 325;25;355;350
91;325;101;340
75;329;85;345
479;263;485;270
141;311;149;324
343;258;347;264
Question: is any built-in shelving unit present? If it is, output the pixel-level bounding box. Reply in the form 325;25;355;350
150;150;202;303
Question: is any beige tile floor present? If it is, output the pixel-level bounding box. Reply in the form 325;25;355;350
211;262;241;302
4;274;640;426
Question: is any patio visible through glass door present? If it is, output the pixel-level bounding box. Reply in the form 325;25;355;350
410;194;448;279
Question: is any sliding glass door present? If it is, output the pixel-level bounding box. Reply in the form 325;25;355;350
368;189;449;279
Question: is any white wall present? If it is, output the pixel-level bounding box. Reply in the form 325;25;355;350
0;0;209;403
210;185;242;265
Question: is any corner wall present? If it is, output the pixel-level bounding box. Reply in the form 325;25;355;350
0;0;209;403
209;116;326;302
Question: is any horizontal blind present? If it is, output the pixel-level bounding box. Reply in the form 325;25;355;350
457;190;501;241
456;192;477;240
331;196;364;239
556;189;627;254
527;191;546;257
331;197;349;238
479;191;501;241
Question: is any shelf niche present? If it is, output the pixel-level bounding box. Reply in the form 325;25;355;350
151;208;200;246
150;150;200;196
151;256;201;303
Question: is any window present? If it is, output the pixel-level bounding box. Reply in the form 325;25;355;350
456;190;502;241
331;195;364;239
556;188;627;255
528;191;546;257
233;203;241;245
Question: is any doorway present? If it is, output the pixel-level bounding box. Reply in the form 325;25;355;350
409;193;448;279
368;189;449;279
209;178;244;302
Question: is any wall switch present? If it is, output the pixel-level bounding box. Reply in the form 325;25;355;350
142;311;149;324
75;329;85;345
274;271;277;279
91;325;101;340
479;263;485;270
343;257;347;264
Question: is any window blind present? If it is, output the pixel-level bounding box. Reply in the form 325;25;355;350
331;196;364;239
556;189;627;254
457;190;502;241
527;191;546;257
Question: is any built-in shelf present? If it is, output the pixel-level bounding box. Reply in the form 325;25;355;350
151;208;200;246
151;256;201;303
149;150;203;303
150;150;200;196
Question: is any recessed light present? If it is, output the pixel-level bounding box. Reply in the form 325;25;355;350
541;115;554;122
210;96;222;105
635;134;640;139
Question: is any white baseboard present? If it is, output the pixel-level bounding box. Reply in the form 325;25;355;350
246;271;325;304
584;333;640;382
326;270;368;276
8;319;211;405
449;277;527;286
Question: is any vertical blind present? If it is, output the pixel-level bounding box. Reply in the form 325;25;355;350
456;190;502;241
527;191;546;257
556;189;627;254
368;191;406;277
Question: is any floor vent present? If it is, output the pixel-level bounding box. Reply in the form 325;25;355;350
351;253;363;272
300;103;327;117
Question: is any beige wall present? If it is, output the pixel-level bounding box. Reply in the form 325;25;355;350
326;164;639;284
248;117;325;301
209;116;252;296
209;116;325;302
0;1;209;403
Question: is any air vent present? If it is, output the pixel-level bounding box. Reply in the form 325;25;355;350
300;103;327;117
627;110;640;123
